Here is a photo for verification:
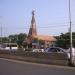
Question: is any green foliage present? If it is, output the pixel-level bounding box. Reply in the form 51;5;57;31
0;37;9;43
0;33;27;48
17;33;27;48
8;35;18;43
33;38;39;43
56;32;75;48
39;40;44;45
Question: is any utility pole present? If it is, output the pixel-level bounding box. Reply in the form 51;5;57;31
69;0;73;64
0;16;2;43
1;23;2;38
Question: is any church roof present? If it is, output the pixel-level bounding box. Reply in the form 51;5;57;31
33;35;56;42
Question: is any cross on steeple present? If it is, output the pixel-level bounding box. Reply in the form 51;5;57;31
32;10;35;15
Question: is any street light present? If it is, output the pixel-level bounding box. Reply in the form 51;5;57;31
69;0;73;64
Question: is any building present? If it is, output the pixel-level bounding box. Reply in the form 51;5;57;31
0;43;18;50
27;10;56;48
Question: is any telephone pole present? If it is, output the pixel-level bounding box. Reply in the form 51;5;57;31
69;0;73;64
1;23;2;38
0;16;2;43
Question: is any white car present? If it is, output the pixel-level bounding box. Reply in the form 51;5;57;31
32;49;44;52
45;47;70;59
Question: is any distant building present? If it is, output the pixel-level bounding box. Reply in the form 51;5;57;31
26;10;56;48
0;43;18;50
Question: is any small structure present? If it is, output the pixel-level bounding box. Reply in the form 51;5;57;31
0;43;18;50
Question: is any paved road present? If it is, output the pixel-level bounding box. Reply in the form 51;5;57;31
0;58;75;75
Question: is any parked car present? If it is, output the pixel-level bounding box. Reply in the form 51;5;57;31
32;48;44;52
45;47;65;52
45;47;70;59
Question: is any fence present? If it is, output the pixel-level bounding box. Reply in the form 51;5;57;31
0;50;69;66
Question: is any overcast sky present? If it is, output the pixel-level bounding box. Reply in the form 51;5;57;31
0;0;75;36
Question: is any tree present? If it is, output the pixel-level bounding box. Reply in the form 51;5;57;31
8;35;18;43
0;37;9;43
0;33;27;50
56;32;75;49
17;33;27;48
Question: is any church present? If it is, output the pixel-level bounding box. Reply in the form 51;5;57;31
27;10;56;49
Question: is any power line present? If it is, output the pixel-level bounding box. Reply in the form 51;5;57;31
2;26;75;32
3;24;75;29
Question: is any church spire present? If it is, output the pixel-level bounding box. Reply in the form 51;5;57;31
28;10;37;36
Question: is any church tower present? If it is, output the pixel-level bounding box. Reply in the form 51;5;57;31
28;10;37;37
26;10;56;48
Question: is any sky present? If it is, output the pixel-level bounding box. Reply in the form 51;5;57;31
0;0;75;37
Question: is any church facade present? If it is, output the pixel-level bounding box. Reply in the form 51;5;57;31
27;10;56;49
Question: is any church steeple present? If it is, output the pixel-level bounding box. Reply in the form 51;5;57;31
28;10;37;36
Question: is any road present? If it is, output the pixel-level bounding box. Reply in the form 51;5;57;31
0;58;75;75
